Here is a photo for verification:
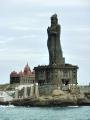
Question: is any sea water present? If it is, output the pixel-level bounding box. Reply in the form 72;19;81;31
0;105;90;120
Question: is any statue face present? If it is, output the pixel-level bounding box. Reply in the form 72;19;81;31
51;17;57;26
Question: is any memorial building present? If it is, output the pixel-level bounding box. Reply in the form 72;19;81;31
10;63;35;84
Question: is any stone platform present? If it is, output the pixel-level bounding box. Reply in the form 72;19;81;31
34;64;78;86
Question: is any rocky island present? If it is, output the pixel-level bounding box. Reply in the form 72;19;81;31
0;14;90;107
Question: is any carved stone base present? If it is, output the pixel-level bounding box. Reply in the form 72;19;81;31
34;64;78;86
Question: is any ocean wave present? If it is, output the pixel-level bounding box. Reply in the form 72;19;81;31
68;106;79;108
0;105;15;108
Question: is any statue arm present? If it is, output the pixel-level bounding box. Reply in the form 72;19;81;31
47;27;57;35
47;25;60;36
48;25;60;34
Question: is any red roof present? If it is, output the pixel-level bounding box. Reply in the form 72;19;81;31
23;63;32;76
10;71;19;77
10;63;35;77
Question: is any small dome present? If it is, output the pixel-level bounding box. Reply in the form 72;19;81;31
23;63;32;75
10;71;18;77
24;63;31;72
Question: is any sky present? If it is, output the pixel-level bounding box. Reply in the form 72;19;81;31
0;0;90;85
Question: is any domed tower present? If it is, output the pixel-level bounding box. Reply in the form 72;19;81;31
20;63;35;85
23;63;31;76
10;63;35;85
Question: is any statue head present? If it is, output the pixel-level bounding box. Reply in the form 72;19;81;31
51;14;58;26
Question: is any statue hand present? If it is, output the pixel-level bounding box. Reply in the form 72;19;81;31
48;26;50;30
47;27;50;34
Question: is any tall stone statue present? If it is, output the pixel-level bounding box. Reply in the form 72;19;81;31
47;14;65;65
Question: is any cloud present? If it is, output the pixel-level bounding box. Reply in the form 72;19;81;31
0;49;48;61
0;0;89;7
0;41;6;44
0;36;15;43
0;48;7;52
11;26;45;32
64;26;90;33
11;26;31;31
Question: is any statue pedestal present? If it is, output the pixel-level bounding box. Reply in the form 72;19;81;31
34;64;78;86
